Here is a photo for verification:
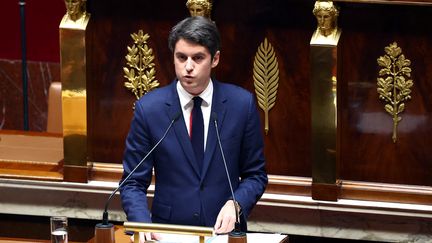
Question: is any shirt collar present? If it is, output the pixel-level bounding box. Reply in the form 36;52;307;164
177;79;213;109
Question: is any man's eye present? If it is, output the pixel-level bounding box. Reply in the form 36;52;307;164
177;55;187;61
193;56;204;62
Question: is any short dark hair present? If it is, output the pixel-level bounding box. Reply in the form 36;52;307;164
168;16;220;59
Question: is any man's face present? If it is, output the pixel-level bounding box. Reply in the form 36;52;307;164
174;38;219;95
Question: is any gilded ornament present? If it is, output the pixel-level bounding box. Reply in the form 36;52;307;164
312;1;339;38
311;1;341;45
186;0;212;19
64;0;87;22
253;38;280;135
124;30;159;103
377;42;413;143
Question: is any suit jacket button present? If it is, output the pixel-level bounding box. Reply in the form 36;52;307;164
193;213;200;219
200;184;204;191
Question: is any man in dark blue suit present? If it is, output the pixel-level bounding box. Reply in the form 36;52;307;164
120;16;268;242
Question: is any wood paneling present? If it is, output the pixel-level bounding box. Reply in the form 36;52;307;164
338;3;432;186
84;1;432;190
0;60;60;131
341;180;432;205
85;0;316;178
86;1;185;166
0;0;431;204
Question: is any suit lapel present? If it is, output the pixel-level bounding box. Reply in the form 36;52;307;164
201;81;227;181
166;81;201;177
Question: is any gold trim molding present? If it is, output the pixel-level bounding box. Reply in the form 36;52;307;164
124;30;159;103
253;38;280;135
377;42;413;143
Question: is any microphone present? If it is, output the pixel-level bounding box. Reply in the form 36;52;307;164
212;112;247;243
94;112;181;243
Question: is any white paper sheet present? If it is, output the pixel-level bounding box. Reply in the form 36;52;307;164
157;232;287;243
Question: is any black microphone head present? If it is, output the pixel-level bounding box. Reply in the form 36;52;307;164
102;211;109;225
171;112;182;122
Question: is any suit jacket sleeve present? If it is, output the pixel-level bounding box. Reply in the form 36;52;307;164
233;92;268;219
119;100;154;223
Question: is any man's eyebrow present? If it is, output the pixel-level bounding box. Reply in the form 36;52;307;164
174;51;207;56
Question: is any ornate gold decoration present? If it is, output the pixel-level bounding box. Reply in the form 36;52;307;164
60;15;89;172
64;0;87;22
186;0;212;19
310;1;341;46
377;42;413;143
253;38;280;135
312;1;339;38
61;0;89;30
124;30;159;101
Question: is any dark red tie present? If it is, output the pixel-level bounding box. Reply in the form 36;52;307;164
191;97;204;170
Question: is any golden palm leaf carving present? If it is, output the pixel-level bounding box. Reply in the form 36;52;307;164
377;42;413;143
124;30;159;103
253;38;280;135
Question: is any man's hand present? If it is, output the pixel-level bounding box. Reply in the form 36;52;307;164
130;232;162;243
213;200;238;234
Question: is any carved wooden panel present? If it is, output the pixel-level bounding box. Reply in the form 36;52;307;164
338;3;432;186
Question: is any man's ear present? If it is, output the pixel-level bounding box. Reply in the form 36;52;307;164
211;51;220;68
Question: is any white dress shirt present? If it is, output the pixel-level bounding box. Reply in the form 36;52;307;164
176;80;213;151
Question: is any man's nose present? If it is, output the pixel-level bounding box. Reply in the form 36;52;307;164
185;58;194;72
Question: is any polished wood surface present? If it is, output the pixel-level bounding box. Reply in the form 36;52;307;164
0;130;63;181
86;0;183;166
338;3;432;186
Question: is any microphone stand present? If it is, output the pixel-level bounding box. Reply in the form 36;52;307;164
94;114;180;243
213;113;247;243
19;0;29;130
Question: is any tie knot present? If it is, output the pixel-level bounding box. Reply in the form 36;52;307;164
193;96;203;107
